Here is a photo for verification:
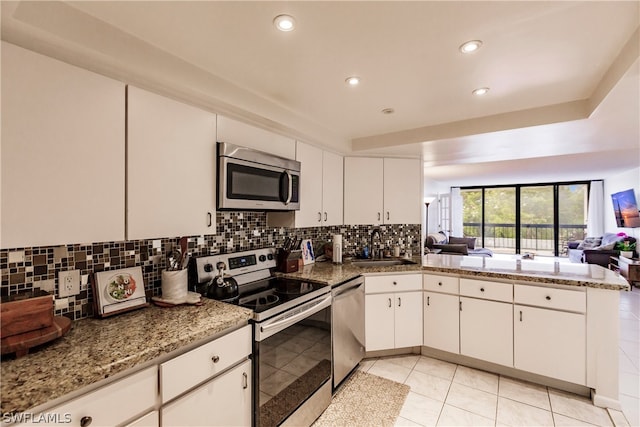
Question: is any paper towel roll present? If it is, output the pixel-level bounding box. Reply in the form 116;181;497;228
332;234;342;264
161;269;188;301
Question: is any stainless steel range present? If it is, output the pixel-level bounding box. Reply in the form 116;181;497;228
190;248;332;427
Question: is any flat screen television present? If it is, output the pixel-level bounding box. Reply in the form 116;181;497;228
611;188;640;228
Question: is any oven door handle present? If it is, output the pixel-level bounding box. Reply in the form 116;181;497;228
259;295;331;337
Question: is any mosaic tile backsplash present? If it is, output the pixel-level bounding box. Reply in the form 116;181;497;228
1;212;421;321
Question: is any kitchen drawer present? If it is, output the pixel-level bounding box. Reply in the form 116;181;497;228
365;274;422;294
160;325;251;403
514;285;586;313
24;366;158;427
460;278;512;303
423;274;459;294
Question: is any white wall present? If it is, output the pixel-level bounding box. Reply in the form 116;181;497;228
424;176;446;235
603;167;640;240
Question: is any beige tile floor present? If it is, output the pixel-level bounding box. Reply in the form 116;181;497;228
357;287;639;427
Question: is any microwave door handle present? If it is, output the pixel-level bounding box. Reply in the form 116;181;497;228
283;170;292;205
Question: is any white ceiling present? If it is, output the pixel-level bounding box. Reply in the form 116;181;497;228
2;1;639;188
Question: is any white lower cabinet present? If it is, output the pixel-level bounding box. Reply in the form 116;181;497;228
514;287;586;385
161;359;252;427
18;366;157;427
459;297;513;367
126;411;160;427
365;274;423;351
423;291;460;354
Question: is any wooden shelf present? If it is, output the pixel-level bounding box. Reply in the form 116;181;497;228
610;256;640;289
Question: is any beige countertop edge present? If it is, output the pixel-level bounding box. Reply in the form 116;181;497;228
1;300;252;415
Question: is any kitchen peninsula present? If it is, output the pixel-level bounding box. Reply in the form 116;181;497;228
1;254;629;424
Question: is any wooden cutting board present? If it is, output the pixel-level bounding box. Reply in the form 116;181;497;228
1;316;72;358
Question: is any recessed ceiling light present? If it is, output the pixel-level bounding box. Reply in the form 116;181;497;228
459;40;483;53
381;108;395;115
273;14;296;32
345;76;361;86
472;87;490;96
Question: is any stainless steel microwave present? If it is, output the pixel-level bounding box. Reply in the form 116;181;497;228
217;142;301;211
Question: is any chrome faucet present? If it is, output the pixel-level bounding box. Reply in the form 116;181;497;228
370;227;382;259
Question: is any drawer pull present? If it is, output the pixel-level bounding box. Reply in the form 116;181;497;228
393;281;397;285
545;296;551;301
480;287;485;292
438;282;443;286
80;416;92;427
243;372;248;389
212;355;220;363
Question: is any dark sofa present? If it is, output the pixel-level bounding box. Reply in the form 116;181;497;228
567;233;636;268
425;232;493;257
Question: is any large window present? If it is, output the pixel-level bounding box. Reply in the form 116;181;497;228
461;182;589;257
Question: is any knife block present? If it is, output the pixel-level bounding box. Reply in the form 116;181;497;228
277;249;300;273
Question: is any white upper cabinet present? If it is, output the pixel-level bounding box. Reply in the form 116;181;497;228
294;141;343;227
344;157;421;225
216;116;295;159
344;157;384;225
1;42;125;249
321;150;344;226
383;158;421;224
127;86;217;240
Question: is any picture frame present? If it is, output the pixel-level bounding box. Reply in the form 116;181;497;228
301;239;315;265
92;267;148;318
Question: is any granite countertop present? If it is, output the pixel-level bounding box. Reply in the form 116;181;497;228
278;254;630;291
1;299;252;414
422;254;630;290
2;254;628;415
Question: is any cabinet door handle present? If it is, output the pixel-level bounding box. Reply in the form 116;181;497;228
520;310;523;322
207;212;213;227
318;212;322;222
212;355;220;363
427;296;430;306
324;212;328;221
80;416;92;427
398;297;401;307
378;212;381;221
386;211;390;220
388;298;392;308
545;296;551;301
242;372;248;389
459;301;462;311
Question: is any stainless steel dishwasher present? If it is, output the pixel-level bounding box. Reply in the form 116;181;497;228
331;275;365;391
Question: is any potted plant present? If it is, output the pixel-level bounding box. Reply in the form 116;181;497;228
616;233;637;258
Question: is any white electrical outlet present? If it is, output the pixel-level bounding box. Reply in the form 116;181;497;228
58;269;80;297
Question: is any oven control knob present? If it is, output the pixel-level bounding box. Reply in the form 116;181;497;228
259;255;267;262
204;263;213;273
267;253;274;260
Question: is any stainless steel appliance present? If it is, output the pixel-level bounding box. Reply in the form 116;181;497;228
217;142;301;211
331;276;365;390
190;248;332;427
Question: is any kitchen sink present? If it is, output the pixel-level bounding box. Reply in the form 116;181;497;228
351;258;418;267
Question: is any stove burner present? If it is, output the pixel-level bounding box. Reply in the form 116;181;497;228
274;280;315;297
240;292;280;311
